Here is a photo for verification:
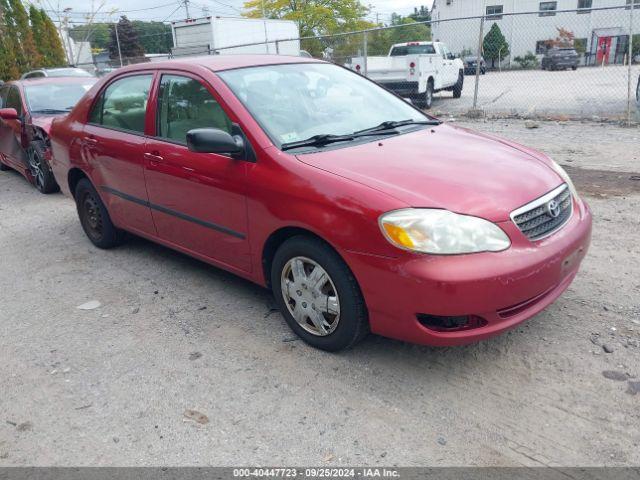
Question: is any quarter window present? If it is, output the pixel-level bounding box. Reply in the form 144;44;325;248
486;5;503;19
89;74;152;134
539;1;557;16
156;75;232;144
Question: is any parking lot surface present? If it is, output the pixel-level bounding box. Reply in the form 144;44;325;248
434;65;640;119
0;119;639;466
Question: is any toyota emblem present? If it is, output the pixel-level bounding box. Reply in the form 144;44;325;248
546;200;561;218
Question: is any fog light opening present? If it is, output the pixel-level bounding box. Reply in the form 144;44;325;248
416;314;487;332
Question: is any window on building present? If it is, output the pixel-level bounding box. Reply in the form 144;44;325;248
577;0;592;13
539;1;557;16
536;41;549;54
486;5;503;19
626;0;640;9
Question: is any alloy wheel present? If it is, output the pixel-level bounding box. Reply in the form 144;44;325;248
280;256;340;336
28;147;45;190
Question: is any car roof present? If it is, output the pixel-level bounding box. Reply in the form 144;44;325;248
13;77;98;87
114;55;324;74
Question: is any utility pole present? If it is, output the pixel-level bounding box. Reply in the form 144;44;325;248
261;0;269;54
114;21;123;67
183;0;190;19
62;7;74;66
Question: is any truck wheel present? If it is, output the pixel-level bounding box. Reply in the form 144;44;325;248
423;80;434;110
571;66;578;71
453;71;464;99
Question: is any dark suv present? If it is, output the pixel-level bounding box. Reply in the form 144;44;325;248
541;48;579;71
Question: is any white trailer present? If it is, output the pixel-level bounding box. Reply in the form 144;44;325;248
171;16;301;57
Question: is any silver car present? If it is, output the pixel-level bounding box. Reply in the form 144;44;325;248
21;68;94;80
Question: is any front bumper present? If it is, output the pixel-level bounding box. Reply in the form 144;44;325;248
344;197;592;346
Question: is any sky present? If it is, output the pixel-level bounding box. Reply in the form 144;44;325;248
41;0;434;26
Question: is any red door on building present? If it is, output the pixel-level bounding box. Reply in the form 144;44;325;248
597;37;612;65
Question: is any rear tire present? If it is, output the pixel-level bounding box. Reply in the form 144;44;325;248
423;80;434;110
74;178;125;249
571;66;578;71
28;140;59;194
453;71;464;98
270;235;369;352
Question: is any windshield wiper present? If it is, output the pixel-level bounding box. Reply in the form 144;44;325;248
281;129;402;151
282;134;356;151
354;119;441;135
30;108;69;114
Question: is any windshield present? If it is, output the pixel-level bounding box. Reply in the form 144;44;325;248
47;68;94;78
390;44;436;56
218;63;429;148
25;81;96;113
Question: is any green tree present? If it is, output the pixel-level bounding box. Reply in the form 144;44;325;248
483;23;510;68
243;0;369;38
513;51;539;69
108;16;145;62
409;5;430;23
70;23;111;51
0;0;21;80
131;21;172;53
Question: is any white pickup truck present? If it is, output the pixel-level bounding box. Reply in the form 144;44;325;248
350;41;465;109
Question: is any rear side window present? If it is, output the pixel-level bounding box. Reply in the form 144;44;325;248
6;87;23;115
25;72;45;79
89;75;152;134
156;74;232;144
390;44;436;56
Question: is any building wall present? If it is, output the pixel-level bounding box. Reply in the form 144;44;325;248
431;0;639;65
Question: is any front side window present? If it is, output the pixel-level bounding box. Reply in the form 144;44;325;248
218;63;428;149
89;75;152;134
486;5;503;19
24;81;95;114
6;87;23;115
539;1;557;16
156;75;232;144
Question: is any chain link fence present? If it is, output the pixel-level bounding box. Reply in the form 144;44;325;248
75;4;640;124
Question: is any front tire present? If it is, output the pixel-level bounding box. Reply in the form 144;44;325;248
271;236;369;351
74;178;125;249
453;71;464;98
422;80;434;110
28;141;59;194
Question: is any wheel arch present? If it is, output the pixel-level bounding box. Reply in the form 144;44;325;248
68;167;89;198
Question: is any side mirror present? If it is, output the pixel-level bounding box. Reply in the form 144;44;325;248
447;53;456;60
186;128;244;156
0;108;19;121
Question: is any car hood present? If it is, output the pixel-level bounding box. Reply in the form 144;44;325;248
296;124;563;222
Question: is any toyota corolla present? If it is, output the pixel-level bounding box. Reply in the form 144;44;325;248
49;56;592;351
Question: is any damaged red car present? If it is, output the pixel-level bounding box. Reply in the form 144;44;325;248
0;77;96;193
49;56;592;351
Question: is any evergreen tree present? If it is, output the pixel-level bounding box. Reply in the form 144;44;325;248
40;9;67;66
483;23;510;68
8;0;42;71
0;2;21;80
108;16;145;62
29;5;48;64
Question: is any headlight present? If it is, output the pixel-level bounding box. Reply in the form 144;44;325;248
379;209;511;255
550;160;578;198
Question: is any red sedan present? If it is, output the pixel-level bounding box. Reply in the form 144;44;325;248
49;56;592;351
0;77;96;193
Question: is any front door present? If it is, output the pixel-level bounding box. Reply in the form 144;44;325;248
143;72;251;272
0;86;28;170
597;36;612;65
83;73;157;237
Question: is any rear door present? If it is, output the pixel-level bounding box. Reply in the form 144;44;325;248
83;73;157;236
0;85;28;169
143;71;251;272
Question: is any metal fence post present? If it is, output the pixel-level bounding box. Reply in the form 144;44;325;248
363;31;368;77
472;15;485;111
275;40;280;55
627;3;635;126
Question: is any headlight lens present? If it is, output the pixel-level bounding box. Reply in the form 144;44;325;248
550;160;578;198
379;209;511;255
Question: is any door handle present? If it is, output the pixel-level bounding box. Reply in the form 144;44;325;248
84;136;98;145
144;152;164;164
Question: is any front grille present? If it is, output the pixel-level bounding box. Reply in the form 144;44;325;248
511;184;573;241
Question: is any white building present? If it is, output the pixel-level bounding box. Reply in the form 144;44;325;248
431;0;639;66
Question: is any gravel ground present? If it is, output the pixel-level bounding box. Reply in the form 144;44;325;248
432;65;640;120
0;119;639;467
